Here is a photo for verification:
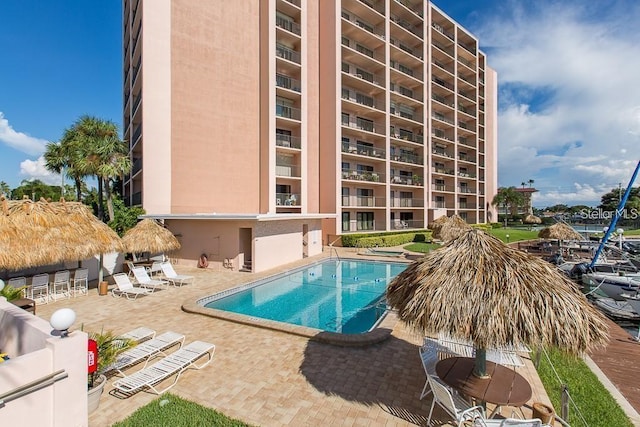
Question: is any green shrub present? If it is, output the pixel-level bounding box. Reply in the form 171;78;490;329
342;231;432;248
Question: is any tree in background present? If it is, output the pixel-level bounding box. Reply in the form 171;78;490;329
491;186;525;225
43;128;90;201
11;179;64;201
599;186;640;212
0;181;10;198
108;197;145;237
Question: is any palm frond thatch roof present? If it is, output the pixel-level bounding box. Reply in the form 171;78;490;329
427;215;449;230
386;228;608;354
121;219;180;254
524;214;542;224
431;214;472;242
0;197;124;271
538;223;583;241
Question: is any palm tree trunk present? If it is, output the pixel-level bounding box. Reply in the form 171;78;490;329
97;177;104;221
75;177;83;201
105;180;115;222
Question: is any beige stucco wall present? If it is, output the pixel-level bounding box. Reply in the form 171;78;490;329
141;0;172;215
485;65;499;223
253;219;323;272
0;300;87;426
170;0;261;214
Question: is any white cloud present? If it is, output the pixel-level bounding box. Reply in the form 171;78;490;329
19;156;61;185
0;111;49;155
473;1;640;206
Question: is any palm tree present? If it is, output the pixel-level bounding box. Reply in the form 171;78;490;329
0;181;11;198
72;116;130;222
528;179;535;188
44;133;88;201
491;186;525;226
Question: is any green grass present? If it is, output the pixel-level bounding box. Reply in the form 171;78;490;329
535;348;633;426
403;228;539;252
112;394;252;427
403;242;441;253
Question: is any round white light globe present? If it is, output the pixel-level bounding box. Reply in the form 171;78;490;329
617;228;624;234
50;308;77;332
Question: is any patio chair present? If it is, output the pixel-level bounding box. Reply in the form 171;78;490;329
132;266;169;291
8;276;27;289
419;338;440;399
104;331;185;377
112;340;215;395
160;262;194;286
72;268;89;297
51;270;71;301
111;273;153;300
427;374;485;427
474;418;543;426
149;261;163;277
30;273;50;304
125;260;137;278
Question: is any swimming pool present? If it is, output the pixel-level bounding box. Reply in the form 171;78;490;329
199;259;407;334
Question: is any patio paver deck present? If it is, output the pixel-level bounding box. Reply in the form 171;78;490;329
35;248;553;426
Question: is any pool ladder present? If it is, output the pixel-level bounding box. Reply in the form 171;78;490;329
328;241;341;262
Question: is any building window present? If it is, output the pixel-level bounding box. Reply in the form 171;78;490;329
342;212;350;232
357;212;374;230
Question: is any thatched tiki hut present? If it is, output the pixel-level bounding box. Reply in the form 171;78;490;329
524;214;542;225
121;218;180;255
436;214;472;243
0;197;123;272
387;229;608;377
538;223;583;241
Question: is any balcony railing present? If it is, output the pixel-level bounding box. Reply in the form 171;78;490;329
342;63;384;87
431;94;455;108
390;151;422;164
342;143;385;159
276;163;301;177
132;124;142;145
458;137;475;148
390;198;424;207
341;10;385;39
343;116;385;135
341;169;385;183
390;14;422;37
458;105;476;117
432;112;454;125
276;16;301;36
432;201;447;208
390;83;422;102
276;104;301;120
342;89;385;111
390;60;422;80
276;193;301;206
432;76;454;91
342;195;386;207
276;134;301;149
458;55;474;68
432;41;454;57
458;203;477;209
458;154;475;163
431;166;454;175
432;148;453;159
393;0;423;18
276;74;301;92
131;158;142;176
390;174;422;186
276;43;301;64
394;219;425;229
458;41;477;55
390;127;423;144
431;22;454;40
458;170;476;179
431;184;454;192
390;38;422;60
458;187;476;194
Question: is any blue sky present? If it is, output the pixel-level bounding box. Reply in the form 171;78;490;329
1;1;639;207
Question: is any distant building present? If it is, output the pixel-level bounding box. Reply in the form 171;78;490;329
515;187;538;215
121;0;499;271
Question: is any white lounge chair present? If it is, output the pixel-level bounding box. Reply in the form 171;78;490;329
112;340;215;395
427;374;485;427
51;270;71;301
420;338;447;400
72;268;89;297
132;266;169;291
474;418;544;426
105;331;185;377
119;327;156;343
112;273;153;299
149;261;163;277
30;273;50;303
160;262;194;286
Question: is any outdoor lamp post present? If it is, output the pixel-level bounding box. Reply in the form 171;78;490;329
506;234;510;243
617;228;624;250
50;308;76;338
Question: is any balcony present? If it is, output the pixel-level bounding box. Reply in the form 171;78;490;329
342;116;385;136
390;150;422;164
341;36;385;63
276;74;301;92
131;157;142;176
342;195;386;207
390;127;423;144
390;38;422;60
431;184;454;192
390;174;422;186
432;93;455;108
432;112;454;126
431;22;454;41
342;88;385;111
458;105;476;117
458;187;476;194
276;163;301;177
390;197;424;207
342;143;385;159
458;203;477;209
390;103;421;123
341;169;385;183
432;201;447;209
276;104;301;121
390;60;422;80
341;10;385;39
276;16;301;36
432;76;454;91
432;41;454;58
432;166;454;176
276;43;301;64
283;0;300;7
458;170;476;179
390;14;422;38
458;41;477;55
132;124;142;145
276;134;301;149
393;0;423;18
431;128;453;142
276;193;301;206
390;83;422;102
432;148;453;159
458;136;476;148
342;63;384;87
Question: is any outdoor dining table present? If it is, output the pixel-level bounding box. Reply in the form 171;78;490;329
435;356;532;417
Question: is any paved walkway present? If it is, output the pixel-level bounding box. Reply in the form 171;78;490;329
35;248;552;426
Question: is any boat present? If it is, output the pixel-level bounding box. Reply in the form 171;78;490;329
592;297;640;321
582;272;640;301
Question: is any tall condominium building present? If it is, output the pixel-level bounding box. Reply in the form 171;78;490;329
122;0;498;272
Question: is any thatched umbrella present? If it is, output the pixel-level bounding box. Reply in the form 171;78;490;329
538;223;583;241
387;228;608;377
121;219;180;254
428;215;449;231
524;214;542;225
437;214;472;243
0;197;123;272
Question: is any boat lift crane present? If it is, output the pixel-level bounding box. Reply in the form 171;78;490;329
589;160;640;269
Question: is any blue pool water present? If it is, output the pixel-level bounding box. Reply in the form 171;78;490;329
203;259;408;334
